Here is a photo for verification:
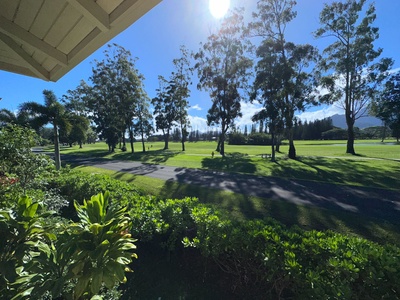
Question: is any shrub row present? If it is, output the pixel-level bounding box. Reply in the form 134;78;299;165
228;132;274;145
127;196;400;299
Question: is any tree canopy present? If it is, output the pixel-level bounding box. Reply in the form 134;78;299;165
315;0;393;154
195;8;252;156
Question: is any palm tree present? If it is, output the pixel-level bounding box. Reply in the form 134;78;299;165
0;108;31;127
19;90;70;170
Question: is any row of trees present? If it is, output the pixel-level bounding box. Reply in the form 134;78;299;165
195;0;397;160
2;0;399;166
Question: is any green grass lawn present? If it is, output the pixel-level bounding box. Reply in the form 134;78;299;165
58;139;400;190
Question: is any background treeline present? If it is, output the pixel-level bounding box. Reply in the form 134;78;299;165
225;117;395;145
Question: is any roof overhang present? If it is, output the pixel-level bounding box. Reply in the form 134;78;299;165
0;0;161;82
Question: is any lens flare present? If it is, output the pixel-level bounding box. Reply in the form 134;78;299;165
209;0;230;19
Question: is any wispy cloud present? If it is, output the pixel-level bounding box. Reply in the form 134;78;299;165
189;104;202;111
188;115;208;132
186;102;345;133
235;101;263;128
296;104;344;122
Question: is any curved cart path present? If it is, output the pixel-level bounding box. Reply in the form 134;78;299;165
63;154;400;223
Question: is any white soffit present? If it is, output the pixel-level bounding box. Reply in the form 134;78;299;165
0;0;161;81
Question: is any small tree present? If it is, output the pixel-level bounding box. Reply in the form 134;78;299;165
66;114;90;148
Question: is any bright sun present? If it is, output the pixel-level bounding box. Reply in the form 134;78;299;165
209;0;230;19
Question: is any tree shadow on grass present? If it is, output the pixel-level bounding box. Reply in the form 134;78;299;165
112;149;180;164
157;179;400;245
201;152;257;174
291;156;400;190
62;149;179;165
159;161;400;224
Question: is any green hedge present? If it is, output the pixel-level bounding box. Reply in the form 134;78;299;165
127;196;400;299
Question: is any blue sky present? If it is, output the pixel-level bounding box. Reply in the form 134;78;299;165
1;0;400;132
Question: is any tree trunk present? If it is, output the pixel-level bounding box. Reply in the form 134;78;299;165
219;128;226;157
220;135;225;156
53;125;61;170
141;132;146;152
381;123;387;142
346;125;356;154
346;115;356;155
216;139;221;152
275;139;280;152
181;125;186;151
288;128;296;159
164;130;169;150
79;142;82;149
129;130;134;153
181;139;185;151
271;131;276;162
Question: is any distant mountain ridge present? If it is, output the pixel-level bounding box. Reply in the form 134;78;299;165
330;114;382;129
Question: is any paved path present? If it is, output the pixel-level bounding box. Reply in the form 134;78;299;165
63;155;400;222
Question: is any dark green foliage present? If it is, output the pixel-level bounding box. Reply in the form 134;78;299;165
0;192;136;300
371;71;400;142
47;168;142;218
228;132;247;145
322;127;349;140
293;118;334;140
0;125;55;193
247;132;273;145
136;198;400;299
80;44;149;153
228;132;273;145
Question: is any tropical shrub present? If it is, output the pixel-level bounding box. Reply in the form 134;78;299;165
0;124;55;192
228;132;247;145
47;169;142;219
0;192;136;300
247;132;272;145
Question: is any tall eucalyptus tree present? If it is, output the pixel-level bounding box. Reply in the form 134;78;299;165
195;8;252;156
171;45;192;151
315;0;392;154
249;0;319;159
152;75;176;150
84;44;147;153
